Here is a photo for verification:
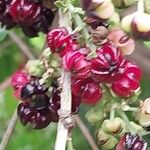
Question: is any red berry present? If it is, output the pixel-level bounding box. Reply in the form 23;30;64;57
9;0;41;24
47;27;76;56
11;71;29;99
63;51;91;79
116;133;147;150
122;61;142;81
72;78;102;104
91;43;124;82
112;75;140;98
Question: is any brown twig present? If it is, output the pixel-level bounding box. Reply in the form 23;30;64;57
8;31;35;60
0;110;18;150
0;78;11;91
75;115;99;150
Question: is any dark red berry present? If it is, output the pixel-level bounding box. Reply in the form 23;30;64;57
21;78;48;101
17;103;52;129
47;27;76;56
116;133;147;150
63;51;91;79
0;0;16;29
49;84;81;114
91;43;124;83
0;0;54;37
27;0;43;3
72;78;102;104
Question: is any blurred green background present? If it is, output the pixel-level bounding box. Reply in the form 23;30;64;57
0;29;150;150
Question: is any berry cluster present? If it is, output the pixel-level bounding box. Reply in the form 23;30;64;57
47;27;141;103
0;0;54;37
11;71;80;129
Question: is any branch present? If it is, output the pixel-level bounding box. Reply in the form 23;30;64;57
75;115;99;150
8;31;35;60
0;110;18;150
54;10;73;150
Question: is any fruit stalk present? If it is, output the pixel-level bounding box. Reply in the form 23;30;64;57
54;9;73;150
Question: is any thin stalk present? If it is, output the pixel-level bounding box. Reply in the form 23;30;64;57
0;110;18;150
117;110;137;134
54;10;72;150
110;109;115;120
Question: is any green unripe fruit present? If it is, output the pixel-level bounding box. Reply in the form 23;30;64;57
112;0;135;8
144;0;150;13
102;136;118;150
101;118;124;134
26;60;45;77
85;108;104;124
96;130;110;145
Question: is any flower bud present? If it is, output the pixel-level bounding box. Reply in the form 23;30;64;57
109;12;120;27
121;13;136;33
101;118;124;134
95;0;115;19
122;12;150;40
144;0;150;14
112;0;135;8
102;136;118;149
96;130;110;145
131;13;150;40
137;98;150;127
85;108;104;124
108;29;135;55
26;60;45;77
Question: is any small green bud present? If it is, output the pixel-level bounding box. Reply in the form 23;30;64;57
137;113;150;128
26;60;45;77
85;108;104;124
51;59;60;68
102;136;118;150
112;0;135;8
109;12;120;27
101;118;124;134
121;13;136;33
137;98;150;127
95;0;115;19
96;130;110;145
144;0;150;14
42;48;51;59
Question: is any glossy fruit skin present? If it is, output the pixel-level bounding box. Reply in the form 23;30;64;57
11;71;29;99
112;75;139;98
0;0;54;37
116;133;148;150
112;61;141;98
49;85;81;114
17;102;53;129
72;78;102;104
21;78;48;101
27;0;43;3
47;27;77;57
0;0;16;29
91;43;124;83
63;51;91;79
